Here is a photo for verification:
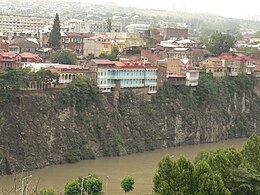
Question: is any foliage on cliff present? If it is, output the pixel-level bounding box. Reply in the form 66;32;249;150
59;76;100;111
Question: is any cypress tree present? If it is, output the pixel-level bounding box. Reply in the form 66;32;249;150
49;13;61;49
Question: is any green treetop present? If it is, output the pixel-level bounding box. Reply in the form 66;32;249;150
51;49;77;65
49;13;61;49
121;176;135;194
206;31;236;56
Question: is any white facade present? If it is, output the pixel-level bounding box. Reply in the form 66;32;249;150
185;71;199;86
125;24;150;33
97;67;158;94
0;15;53;33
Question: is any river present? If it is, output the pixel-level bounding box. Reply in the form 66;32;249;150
0;138;247;195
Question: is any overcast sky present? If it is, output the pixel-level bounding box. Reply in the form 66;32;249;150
54;0;260;20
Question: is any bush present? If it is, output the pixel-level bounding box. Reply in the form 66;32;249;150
38;188;56;195
65;149;82;163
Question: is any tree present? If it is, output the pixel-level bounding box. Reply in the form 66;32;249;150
241;134;260;172
225;168;260;195
64;179;81;195
121;176;135;194
49;13;61;49
153;155;194;195
51;49;77;65
107;18;112;32
64;175;102;195
85;176;103;195
194;161;231;195
206;31;236;56
110;45;119;60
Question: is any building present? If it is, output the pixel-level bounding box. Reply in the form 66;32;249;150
200;57;226;77
61;33;94;54
45;65;95;84
0;38;9;52
9;37;39;54
89;59;158;94
0;52;40;69
157;58;199;87
98;32;145;47
125;24;150;33
219;53;255;76
0;14;53;34
144;28;188;42
83;35;126;57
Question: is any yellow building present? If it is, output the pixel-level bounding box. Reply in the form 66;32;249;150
83;34;127;57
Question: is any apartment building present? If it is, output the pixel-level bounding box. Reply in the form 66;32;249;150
63;19;122;33
0;15;53;34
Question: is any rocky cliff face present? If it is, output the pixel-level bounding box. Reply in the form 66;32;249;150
0;78;259;175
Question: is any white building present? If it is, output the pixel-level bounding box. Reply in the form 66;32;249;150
125;24;150;33
0;15;53;34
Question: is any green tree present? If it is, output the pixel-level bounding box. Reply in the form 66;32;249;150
107;18;112;32
85;176;103;195
121;176;135;194
51;49;77;65
64;179;81;195
241;134;260;172
64;175;102;195
153;155;194;195
49;13;61;49
206;31;236;56
225;168;260;195
110;45;119;60
194;161;231;195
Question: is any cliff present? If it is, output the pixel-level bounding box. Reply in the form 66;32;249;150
0;75;259;175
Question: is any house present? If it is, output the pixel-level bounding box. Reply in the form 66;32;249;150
157;58;199;87
19;52;41;63
253;65;260;77
0;38;9;52
61;33;94;54
144;28;188;41
83;35;126;57
89;59;158;94
219;53;255;76
45;65;95;84
9;38;39;54
98;32;145;47
0;52;19;69
200;57;226;77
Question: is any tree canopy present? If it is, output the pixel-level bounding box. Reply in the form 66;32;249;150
64;175;102;195
206;31;236;56
51;49;77;64
121;176;135;194
49;13;61;49
153;135;260;195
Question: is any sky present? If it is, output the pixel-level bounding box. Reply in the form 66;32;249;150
54;0;260;20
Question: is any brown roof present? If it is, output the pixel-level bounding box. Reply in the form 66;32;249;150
10;38;39;48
